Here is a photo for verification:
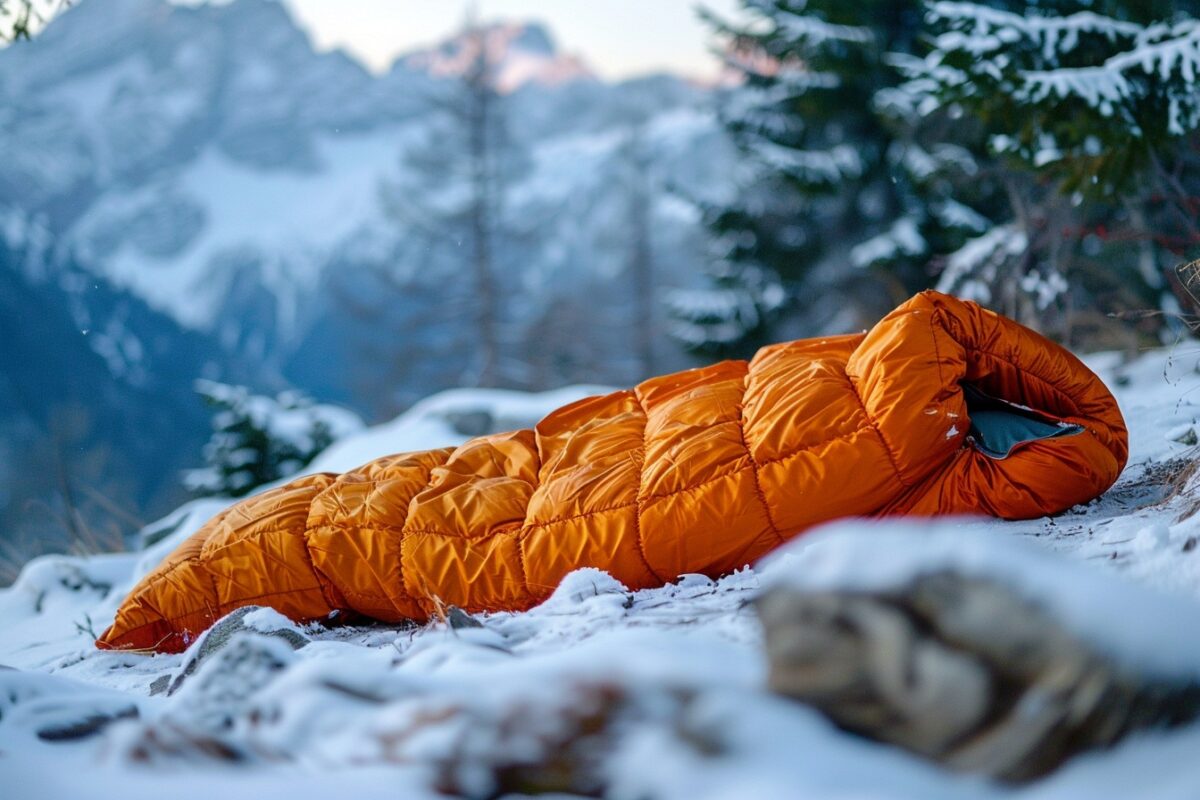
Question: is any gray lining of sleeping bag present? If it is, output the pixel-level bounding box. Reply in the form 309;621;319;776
963;384;1084;460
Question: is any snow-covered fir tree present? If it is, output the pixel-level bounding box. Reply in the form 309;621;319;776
664;253;786;356
696;0;1200;346
898;1;1200;330
185;381;362;498
676;0;970;355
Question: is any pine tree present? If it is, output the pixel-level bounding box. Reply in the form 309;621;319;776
619;123;659;378
185;381;361;498
677;0;952;356
903;1;1200;331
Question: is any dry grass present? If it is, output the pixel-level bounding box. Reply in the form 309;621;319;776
0;483;132;586
1145;448;1200;522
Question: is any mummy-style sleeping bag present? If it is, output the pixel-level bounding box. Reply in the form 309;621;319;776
98;292;1128;653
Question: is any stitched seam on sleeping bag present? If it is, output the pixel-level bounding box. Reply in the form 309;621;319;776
736;367;784;546
515;414;546;601
305;528;419;615
397;455;441;615
204;562;224;621
515;527;532;600
929;305;947;391
318;582;394;604
308;518;409;533
630;387;667;584
110;584;175;646
845;373;911;489
283;557;415;612
141;554;200;583
202;527;316;573
298;527;344;612
134;556;217;640
201;527;359;620
303;528;407;606
519;425;876;530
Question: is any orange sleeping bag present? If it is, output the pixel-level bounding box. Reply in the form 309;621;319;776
97;292;1128;653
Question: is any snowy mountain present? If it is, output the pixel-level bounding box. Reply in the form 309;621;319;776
0;0;731;376
0;0;736;553
400;20;596;92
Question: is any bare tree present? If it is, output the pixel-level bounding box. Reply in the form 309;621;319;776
621;124;657;378
0;0;68;42
380;14;529;389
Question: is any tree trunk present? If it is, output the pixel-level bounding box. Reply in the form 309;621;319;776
466;32;500;387
625;127;655;380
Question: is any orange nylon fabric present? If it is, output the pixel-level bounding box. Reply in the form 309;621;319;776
97;292;1128;653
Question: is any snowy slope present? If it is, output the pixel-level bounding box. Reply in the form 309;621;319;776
5;346;1200;798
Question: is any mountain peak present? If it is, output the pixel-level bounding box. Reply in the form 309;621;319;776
400;20;594;93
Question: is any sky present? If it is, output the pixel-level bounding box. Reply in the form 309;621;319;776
280;0;745;81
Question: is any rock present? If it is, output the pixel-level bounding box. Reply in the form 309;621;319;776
0;668;141;743
1168;424;1199;446
164;633;298;734
37;706;138;741
447;606;484;630
444;409;496;437
164;605;308;697
756;571;1200;782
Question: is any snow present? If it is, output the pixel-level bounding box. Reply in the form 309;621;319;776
310;384;610;473
1019;266;1070;310
195;380;362;450
1021;19;1200;123
75;129;409;331
850;216;927;269
754;140;864;184
935;224;1030;303
920;4;1200;139
762;520;1200;681
184;380;366;495
933;198;990;233
926;4;1142;59
773;8;874;46
663;272;786;349
8;348;1200;796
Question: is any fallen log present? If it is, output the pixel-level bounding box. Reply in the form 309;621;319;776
757;570;1200;782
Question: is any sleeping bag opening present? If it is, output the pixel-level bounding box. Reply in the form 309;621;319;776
963;383;1084;460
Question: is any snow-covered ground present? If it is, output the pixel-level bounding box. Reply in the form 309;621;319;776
5;347;1200;799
